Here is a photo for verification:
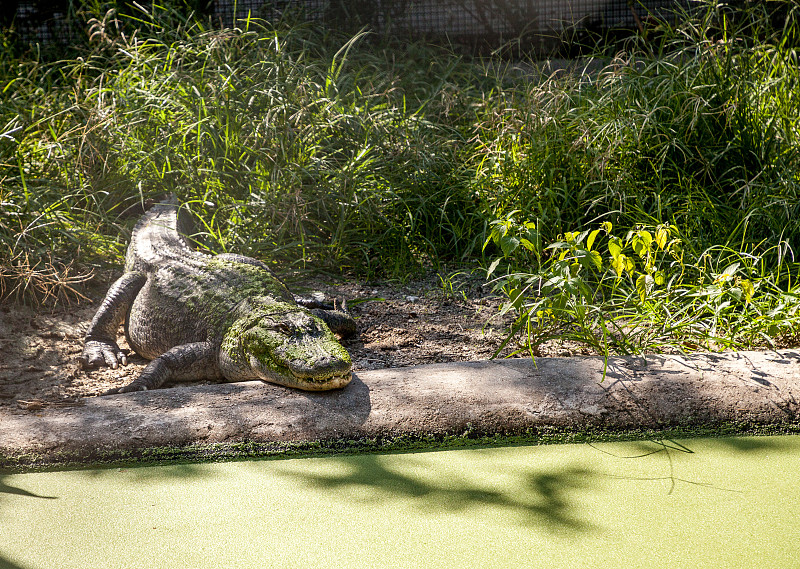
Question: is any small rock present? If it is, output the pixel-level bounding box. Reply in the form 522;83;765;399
405;295;420;302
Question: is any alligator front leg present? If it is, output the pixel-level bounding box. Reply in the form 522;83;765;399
105;341;222;394
80;272;147;370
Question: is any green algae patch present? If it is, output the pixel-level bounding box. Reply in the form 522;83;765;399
3;435;800;569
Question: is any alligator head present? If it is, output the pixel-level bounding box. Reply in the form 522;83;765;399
220;301;352;390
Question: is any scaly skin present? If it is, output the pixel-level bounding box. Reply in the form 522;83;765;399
80;196;355;393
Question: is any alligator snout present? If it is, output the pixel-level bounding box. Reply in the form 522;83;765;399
287;353;352;379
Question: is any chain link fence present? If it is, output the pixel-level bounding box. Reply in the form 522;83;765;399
3;0;696;54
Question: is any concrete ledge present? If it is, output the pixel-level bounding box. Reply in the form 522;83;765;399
3;350;800;468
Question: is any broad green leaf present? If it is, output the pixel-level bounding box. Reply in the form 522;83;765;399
500;236;519;257
714;262;740;283
636;273;654;303
688;284;723;298
601;221;613;233
632;235;646;258
575;250;601;271
509;287;524;309
654;270;665;285
624;256;635;273
655;227;669;250
589;250;602;270
542;276;564;289
586;229;601;252
611;253;627;276
632;230;652;257
608;237;623;260
520;238;535;251
486;258;501;277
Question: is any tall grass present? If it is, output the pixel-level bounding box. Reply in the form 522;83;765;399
1;0;799;357
482;0;800;355
1;4;488;298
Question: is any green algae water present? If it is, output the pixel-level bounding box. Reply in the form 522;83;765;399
3;436;800;569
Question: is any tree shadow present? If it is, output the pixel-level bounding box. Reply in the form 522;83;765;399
0;556;32;569
0;477;57;500
0;474;56;569
273;452;597;535
587;434;798;495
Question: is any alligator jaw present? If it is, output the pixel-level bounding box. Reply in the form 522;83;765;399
260;365;353;391
290;370;353;391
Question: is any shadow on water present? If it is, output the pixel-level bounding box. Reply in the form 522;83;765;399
0;556;31;569
0;475;54;569
273;453;596;534
587;434;798;494
0;464;208;569
0;477;56;500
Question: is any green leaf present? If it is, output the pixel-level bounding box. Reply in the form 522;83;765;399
611;255;633;277
586;228;601;252
500;236;520;257
589;250;603;270
632;231;652;258
714;262;740;283
741;279;755;303
624;256;635;273
508;287;525;309
655;227;669;250
654;270;665;285
486;258;501;277
575;250;595;271
611;253;626;276
601;221;613;233
636;273;654;303
608;237;623;260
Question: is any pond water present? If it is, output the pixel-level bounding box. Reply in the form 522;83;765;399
2;435;799;568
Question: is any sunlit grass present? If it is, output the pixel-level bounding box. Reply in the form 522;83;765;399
1;0;799;352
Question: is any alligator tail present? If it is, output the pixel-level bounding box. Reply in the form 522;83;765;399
125;194;203;271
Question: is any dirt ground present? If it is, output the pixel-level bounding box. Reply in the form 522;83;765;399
0;271;571;412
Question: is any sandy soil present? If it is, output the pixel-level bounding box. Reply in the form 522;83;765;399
0;271;560;411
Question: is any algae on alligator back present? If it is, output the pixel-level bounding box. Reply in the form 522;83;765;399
79;195;356;393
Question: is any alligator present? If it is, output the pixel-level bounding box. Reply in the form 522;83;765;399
80;196;356;393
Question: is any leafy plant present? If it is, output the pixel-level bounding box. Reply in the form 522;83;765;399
487;215;800;363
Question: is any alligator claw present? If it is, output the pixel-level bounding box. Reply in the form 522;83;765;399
81;340;129;370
